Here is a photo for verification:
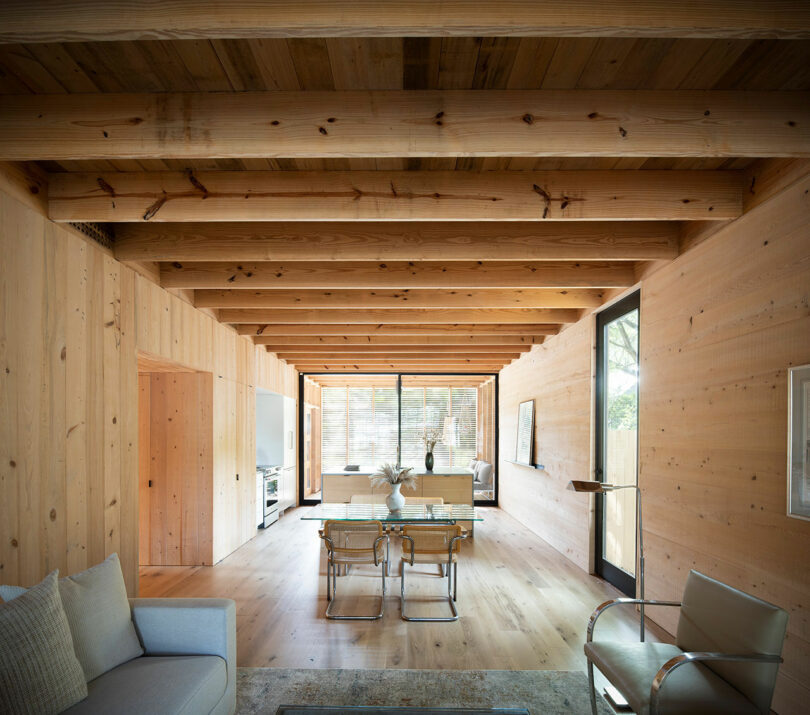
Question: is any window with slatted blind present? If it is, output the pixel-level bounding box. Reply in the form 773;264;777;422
321;385;399;470
320;380;480;472
400;386;477;469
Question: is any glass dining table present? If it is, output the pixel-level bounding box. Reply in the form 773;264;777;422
300;502;483;524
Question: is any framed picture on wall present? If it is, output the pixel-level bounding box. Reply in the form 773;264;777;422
788;364;810;521
516;399;535;466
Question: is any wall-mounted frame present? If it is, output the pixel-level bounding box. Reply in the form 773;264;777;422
515;399;535;466
788;363;810;521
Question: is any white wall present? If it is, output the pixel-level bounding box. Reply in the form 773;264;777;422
256;390;284;465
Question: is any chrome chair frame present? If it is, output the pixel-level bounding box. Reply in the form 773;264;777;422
585;597;784;715
320;529;389;621
400;530;467;622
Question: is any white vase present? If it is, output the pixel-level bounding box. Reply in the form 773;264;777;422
386;482;405;512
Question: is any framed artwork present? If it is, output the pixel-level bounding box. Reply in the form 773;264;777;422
516;399;535;466
788;364;810;520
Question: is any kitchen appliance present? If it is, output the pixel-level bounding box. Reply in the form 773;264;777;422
257;465;280;528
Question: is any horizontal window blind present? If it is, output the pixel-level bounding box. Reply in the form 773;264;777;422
321;385;399;470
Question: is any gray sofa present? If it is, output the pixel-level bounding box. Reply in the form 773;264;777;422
64;598;236;715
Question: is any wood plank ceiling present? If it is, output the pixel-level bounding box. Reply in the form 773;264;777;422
1;3;808;373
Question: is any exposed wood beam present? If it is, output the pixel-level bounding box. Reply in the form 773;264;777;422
219;308;579;324
238;324;558;336
3;91;808;160
160;260;636;289
194;288;605;310
3;1;809;42
49;170;740;222
292;365;506;372
263;345;531;353
255;335;541;346
114;220;679;262
276;352;522;361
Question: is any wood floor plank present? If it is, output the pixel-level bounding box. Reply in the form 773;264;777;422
139;506;669;669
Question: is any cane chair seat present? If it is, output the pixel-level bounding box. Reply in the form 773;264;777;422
401;524;462;562
322;520;386;564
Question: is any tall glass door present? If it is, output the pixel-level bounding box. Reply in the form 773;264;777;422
595;292;640;596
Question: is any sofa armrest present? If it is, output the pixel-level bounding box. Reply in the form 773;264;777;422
129;598;236;715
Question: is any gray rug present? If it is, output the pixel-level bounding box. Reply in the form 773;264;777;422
236;668;613;714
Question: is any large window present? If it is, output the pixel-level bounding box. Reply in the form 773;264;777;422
401;386;477;469
321;385;398;470
320;383;478;471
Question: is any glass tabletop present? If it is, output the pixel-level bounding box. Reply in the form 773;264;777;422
300;503;483;522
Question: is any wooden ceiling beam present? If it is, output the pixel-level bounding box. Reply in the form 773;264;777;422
194;288;605;310
254;335;541;345
49;170;740;222
114;221;679;262
275;352;522;361
238;323;558;336
219;307;580;324
160;260;635;289
3;2;808;42
2;91;808;160
263;345;531;353
289;363;506;371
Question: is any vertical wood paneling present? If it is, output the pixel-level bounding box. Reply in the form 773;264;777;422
498;319;594;571
1;182;296;595
638;174;810;714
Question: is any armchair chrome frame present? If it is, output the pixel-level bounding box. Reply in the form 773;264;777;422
585;598;784;715
320;529;389;621
400;530;467;622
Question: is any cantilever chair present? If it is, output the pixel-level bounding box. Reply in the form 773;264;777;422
400;524;466;622
585;570;788;715
319;520;388;620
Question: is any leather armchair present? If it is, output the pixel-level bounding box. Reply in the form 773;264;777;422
584;570;788;715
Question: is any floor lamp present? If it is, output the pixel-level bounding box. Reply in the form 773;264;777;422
568;480;646;642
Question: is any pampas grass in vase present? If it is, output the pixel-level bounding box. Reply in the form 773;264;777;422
370;463;416;511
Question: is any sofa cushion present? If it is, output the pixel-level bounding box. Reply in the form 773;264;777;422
585;641;759;715
0;570;88;715
0;554;144;682
58;553;144;681
62;655;227;715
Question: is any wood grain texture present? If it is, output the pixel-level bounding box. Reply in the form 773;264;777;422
48;170;741;222
241;324;559;336
115;220;679;261
161;260;636;289
139;371;213;566
218;307;580;324
638;174;810;714
195;288;605;310
2;91;808;160
0;182;298;594
276;352;521;361
267;345;532;353
498;318;595;571
291;364;505;372
255;335;541;346
3;2;810;42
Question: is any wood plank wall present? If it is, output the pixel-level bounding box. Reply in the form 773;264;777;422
0;184;297;595
498;169;810;713
499;319;594;570
138;371;214;566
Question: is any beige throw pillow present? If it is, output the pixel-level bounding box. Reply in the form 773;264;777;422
0;570;88;714
0;554;144;682
56;553;144;681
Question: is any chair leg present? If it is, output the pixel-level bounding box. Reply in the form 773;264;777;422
587;660;598;715
325;559;386;621
401;560;459;622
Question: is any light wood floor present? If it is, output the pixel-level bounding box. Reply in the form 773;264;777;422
139;506;668;670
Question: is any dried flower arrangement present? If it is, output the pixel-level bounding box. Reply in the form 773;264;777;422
423;426;443;452
369;463;418;490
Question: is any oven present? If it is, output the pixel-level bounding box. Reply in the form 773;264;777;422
258;465;280;528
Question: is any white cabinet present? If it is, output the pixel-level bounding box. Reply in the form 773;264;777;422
283;396;296;467
280;465;296;513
